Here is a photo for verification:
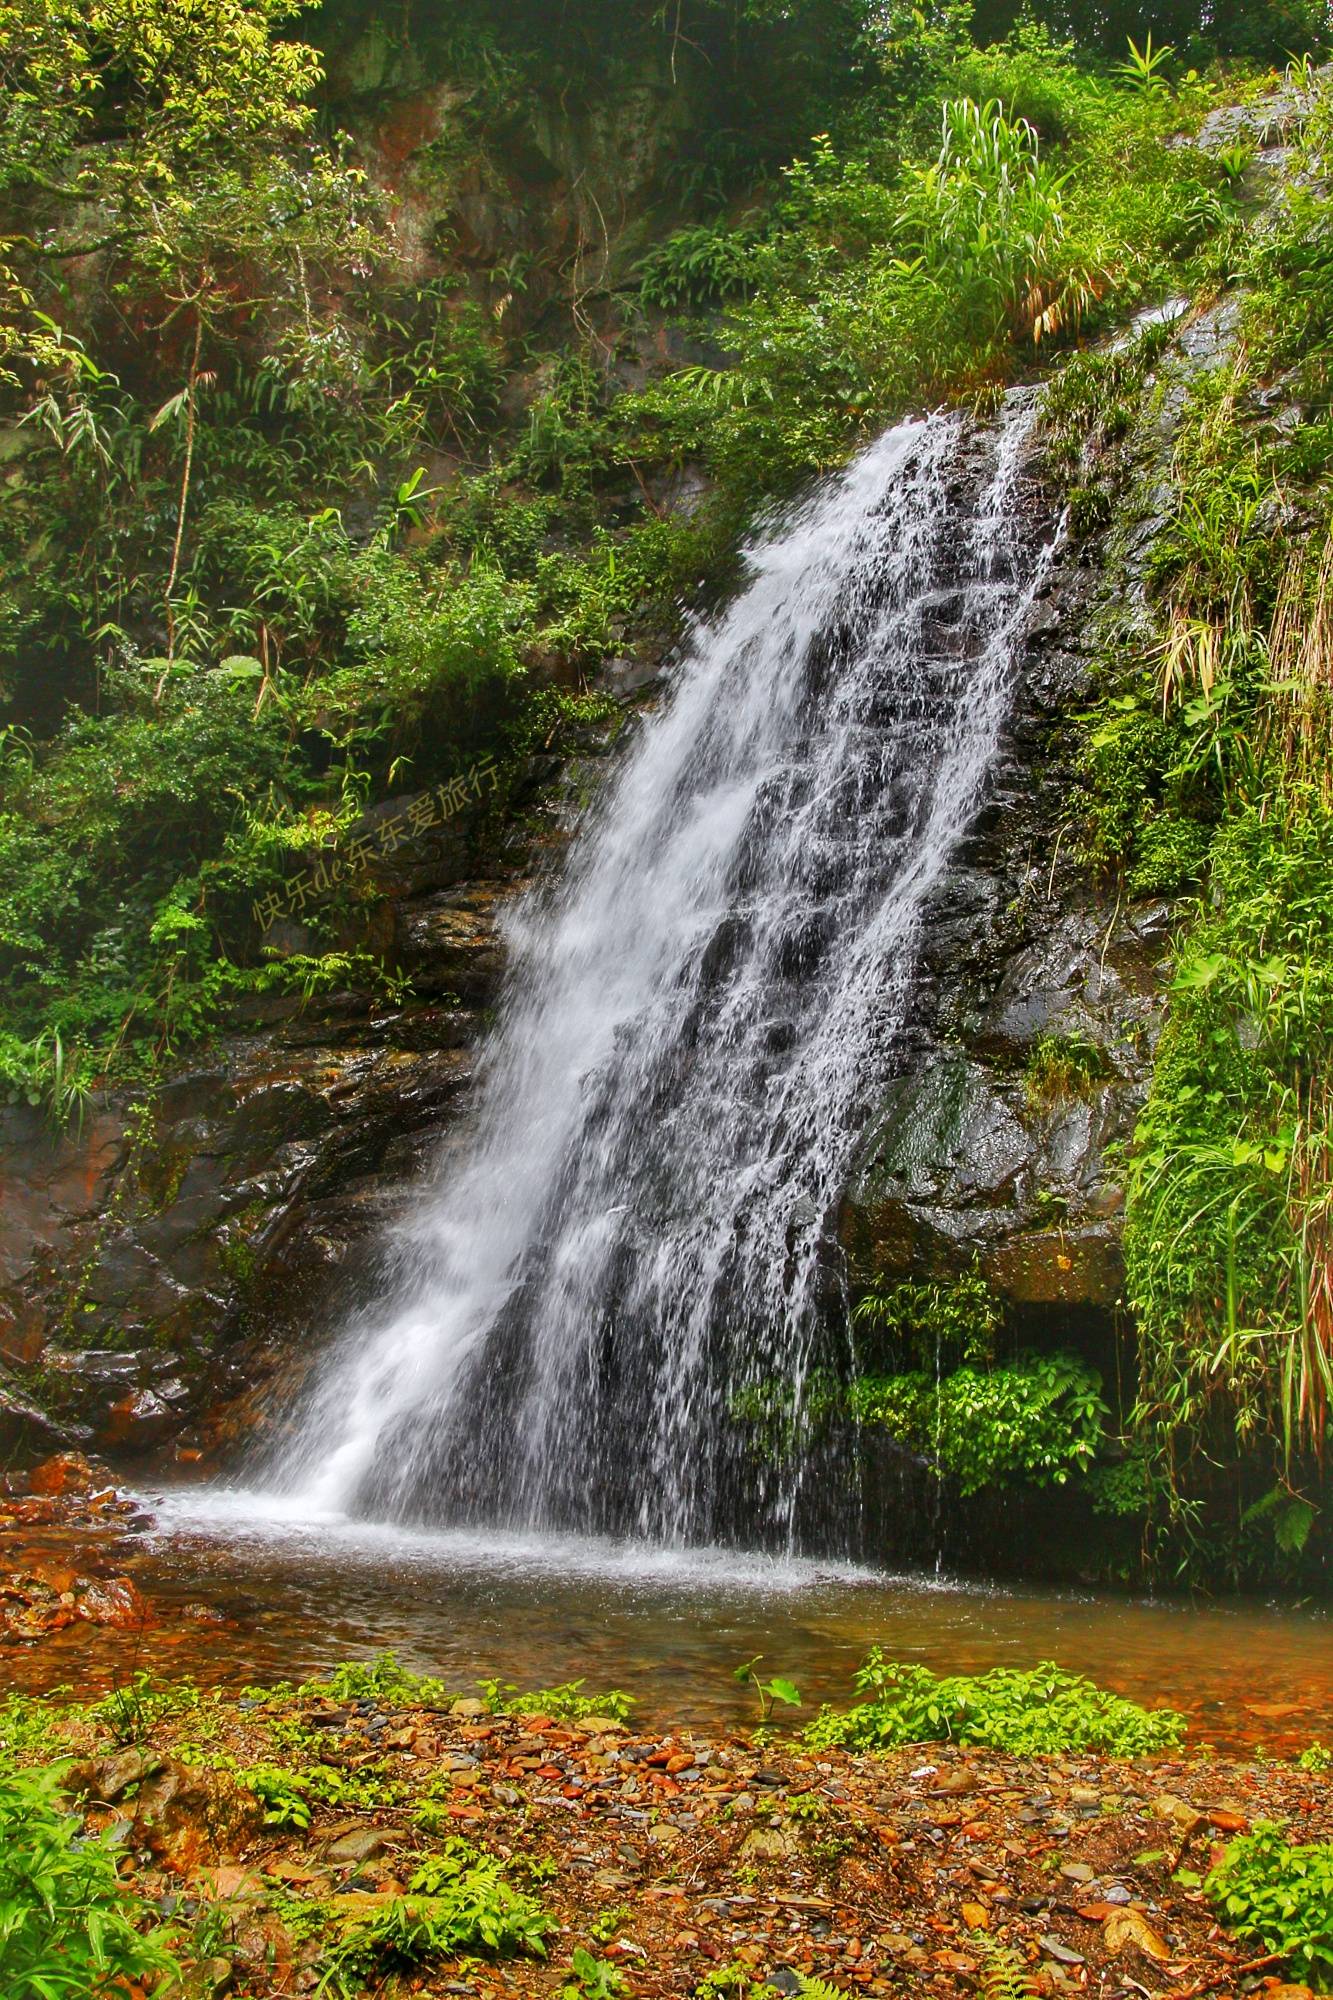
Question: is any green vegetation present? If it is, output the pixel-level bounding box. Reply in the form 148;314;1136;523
1207;1823;1333;1989
733;1657;802;1725
1048;66;1333;1580
0;0;1296;1117
563;1946;631;2000
850;1354;1108;1493
852;1261;1002;1368
0;1760;179;1996
317;1841;552;1995
90;1666;200;1744
733;1346;1106;1497
477;1678;636;1724
805;1655;1186;1754
1024;1030;1112;1108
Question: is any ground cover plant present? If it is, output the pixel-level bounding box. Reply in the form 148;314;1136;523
804;1655;1186;1754
1207;1822;1333;1989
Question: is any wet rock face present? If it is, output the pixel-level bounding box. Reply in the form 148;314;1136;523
839;490;1174;1344
0;1017;492;1460
838;227;1290;1351
0;775;584;1463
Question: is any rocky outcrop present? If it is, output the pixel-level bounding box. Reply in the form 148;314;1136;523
838;285;1267;1346
0;746;619;1464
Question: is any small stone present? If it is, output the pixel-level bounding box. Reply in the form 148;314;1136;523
1103;1910;1170;1962
202;1958;234;1997
323;1829;390;1866
1039;1936;1085;1966
647;1823;682;1848
450;1698;488;1719
1059;1863;1095;1884
1153;1794;1204;1834
933;1768;978;1797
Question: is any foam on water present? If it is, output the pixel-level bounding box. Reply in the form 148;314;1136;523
138;1484;917;1598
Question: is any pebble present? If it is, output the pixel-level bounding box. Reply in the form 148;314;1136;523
1039;1935;1085;1966
323;1828;390;1865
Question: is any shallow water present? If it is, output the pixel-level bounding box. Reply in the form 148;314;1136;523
7;1483;1331;1757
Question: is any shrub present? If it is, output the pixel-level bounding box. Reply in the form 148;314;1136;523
636;221;759;309
852;1262;1002;1369
1206;1823;1333;1989
805;1656;1186;1755
0;1761;180;1996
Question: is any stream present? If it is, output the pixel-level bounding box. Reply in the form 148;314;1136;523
6;1484;1329;1756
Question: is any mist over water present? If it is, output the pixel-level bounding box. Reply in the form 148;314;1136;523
268;400;1051;1549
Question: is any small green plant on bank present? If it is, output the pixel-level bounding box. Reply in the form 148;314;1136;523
805;1656;1185;1754
91;1669;200;1745
247;1763;316;1830
246;1755;401;1824
1299;1740;1333;1773
0;1692;78;1764
976;1937;1041;1999
0;1761;180;1996
1206;1823;1333;1989
244;1652;453;1710
734;1658;802;1726
564;1946;631;2000
477;1678;636;1723
696;1963;777;2000
316;1841;552;1995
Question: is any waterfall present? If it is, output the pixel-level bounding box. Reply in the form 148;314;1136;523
272;398;1050;1550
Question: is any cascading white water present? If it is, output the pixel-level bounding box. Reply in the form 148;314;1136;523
271;398;1051;1548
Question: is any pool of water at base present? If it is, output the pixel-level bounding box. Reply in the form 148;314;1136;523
6;1484;1331;1756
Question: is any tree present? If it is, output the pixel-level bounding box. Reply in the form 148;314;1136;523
967;0;1331;61
0;0;370;375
